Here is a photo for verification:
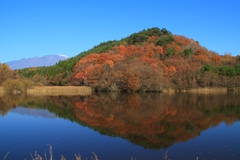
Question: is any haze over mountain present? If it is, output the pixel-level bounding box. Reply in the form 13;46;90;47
6;54;69;70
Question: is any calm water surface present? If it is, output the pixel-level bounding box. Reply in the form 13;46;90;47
0;93;240;160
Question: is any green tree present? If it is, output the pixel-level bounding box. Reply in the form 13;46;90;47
235;64;240;75
183;48;193;57
165;47;175;57
201;64;215;73
155;35;174;47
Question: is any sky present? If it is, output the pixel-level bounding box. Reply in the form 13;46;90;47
1;0;240;63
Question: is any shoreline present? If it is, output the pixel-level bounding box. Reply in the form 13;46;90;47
27;86;92;96
162;87;231;94
181;87;240;93
0;86;92;96
0;86;239;96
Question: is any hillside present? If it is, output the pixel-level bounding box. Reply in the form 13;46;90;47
15;27;240;91
7;54;69;70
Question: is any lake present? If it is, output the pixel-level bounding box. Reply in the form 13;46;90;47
0;93;240;160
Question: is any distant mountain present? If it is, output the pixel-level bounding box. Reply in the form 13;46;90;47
7;54;69;70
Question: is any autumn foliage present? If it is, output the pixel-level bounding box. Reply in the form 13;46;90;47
73;41;168;91
73;28;240;91
0;63;18;85
15;27;240;90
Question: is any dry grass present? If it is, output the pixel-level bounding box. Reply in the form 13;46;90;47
27;86;92;96
3;145;99;160
1;85;237;96
181;87;228;93
163;87;230;94
3;149;200;160
0;86;92;96
3;152;9;160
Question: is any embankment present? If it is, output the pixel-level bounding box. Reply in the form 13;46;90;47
27;86;92;96
182;87;239;93
0;86;92;96
163;87;240;93
1;86;239;96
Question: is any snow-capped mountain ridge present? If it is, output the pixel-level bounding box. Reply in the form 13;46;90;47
7;54;69;70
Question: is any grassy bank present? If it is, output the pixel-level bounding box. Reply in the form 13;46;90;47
162;87;240;94
27;86;92;96
182;87;239;93
1;86;239;96
173;87;228;93
23;86;240;96
0;86;92;96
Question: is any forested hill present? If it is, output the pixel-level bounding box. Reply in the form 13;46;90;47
17;27;240;91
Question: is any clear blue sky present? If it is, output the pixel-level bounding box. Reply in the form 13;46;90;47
1;0;240;63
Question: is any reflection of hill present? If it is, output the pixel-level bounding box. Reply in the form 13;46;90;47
1;93;240;149
73;93;240;149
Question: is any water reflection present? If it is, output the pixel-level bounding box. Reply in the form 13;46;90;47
72;93;240;149
11;107;57;118
1;93;240;150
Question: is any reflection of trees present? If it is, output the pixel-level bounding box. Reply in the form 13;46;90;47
0;95;77;119
0;95;24;115
73;93;240;149
1;93;240;149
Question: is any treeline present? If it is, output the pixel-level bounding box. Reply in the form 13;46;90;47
10;27;240;91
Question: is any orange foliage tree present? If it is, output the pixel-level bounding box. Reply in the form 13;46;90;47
72;29;238;91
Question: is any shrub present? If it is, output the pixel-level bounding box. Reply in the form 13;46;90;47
2;79;23;94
